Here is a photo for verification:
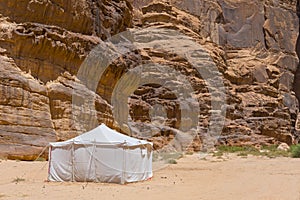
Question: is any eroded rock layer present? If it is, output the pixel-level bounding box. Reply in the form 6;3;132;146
129;0;299;148
0;0;132;160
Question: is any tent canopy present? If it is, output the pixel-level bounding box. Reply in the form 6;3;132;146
48;124;153;183
50;123;152;147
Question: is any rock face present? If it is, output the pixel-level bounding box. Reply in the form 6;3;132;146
0;55;56;160
0;0;299;159
129;0;299;148
0;0;132;160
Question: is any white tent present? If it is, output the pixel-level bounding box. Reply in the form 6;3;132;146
48;123;153;184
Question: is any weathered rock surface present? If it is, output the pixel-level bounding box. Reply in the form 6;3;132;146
0;55;56;160
0;0;132;159
129;0;300;148
47;72;114;141
0;0;132;38
0;0;299;159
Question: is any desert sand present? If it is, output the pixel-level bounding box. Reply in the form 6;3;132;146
1;154;300;200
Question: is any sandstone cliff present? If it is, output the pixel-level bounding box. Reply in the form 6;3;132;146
0;0;299;159
0;0;131;160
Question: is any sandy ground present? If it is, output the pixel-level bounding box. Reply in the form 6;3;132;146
1;154;300;200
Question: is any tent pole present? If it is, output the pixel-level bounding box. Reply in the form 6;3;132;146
47;145;52;180
121;141;126;185
87;141;96;182
121;148;124;184
72;141;75;182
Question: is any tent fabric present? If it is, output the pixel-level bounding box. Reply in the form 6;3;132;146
48;124;153;184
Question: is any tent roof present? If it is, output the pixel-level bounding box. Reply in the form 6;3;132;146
50;123;152;147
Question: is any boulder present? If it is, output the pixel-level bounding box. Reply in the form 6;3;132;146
277;143;290;151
